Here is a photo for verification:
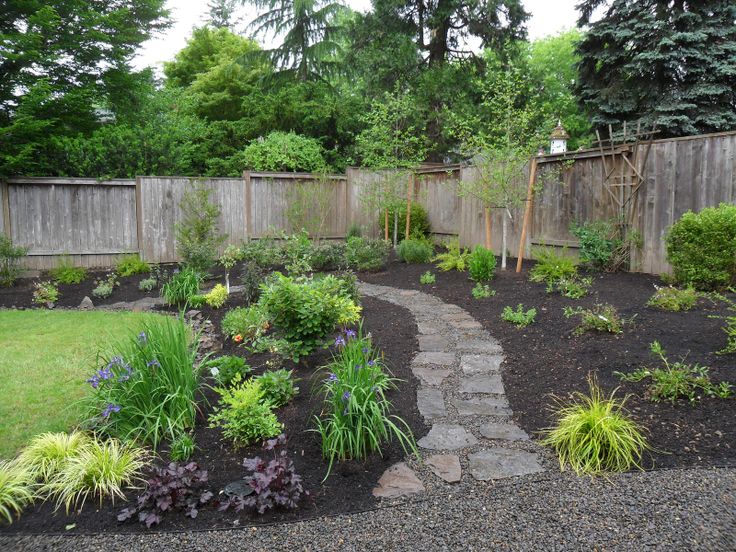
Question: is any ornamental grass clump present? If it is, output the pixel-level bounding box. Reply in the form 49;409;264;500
83;316;200;449
541;378;650;475
0;460;35;524
18;431;91;482
314;327;417;477
161;268;202;306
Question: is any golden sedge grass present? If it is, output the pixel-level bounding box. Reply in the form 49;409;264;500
18;431;91;482
0;460;35;524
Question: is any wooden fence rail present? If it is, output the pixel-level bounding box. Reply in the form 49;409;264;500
3;130;735;273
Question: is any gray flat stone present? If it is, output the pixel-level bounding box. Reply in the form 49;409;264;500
417;388;446;421
441;312;473;322
479;422;530;441
413;352;455;366
459;374;505;394
460;354;504;375
418;335;451;352
426;454;462;483
453;397;511;416
450;319;483;330
456;339;503;354
468;448;543;481
412;366;451;386
372;463;425;498
418;424;478;450
399;289;419;296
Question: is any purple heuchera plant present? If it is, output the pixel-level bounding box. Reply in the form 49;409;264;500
218;434;307;515
118;462;213;528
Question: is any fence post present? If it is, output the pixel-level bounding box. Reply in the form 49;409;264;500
243;171;252;241
134;176;144;261
0;180;10;239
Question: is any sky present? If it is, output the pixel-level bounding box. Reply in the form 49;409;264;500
132;0;580;72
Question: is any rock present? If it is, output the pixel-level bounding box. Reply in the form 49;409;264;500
453;397;511;416
479;422;529;441
468;448;543;481
411;366;451;387
459;374;505;394
372;463;425;498
449;319;483;330
460;354;504;375
186;309;201;319
78;296;94;310
441;312;472;322
417;388;447;421
418;424;478;450
455;338;503;354
418;335;450;352
413;352;455;366
426;454;462;483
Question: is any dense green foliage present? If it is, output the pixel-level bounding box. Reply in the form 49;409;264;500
468;246;497;283
397;239;434;264
529;248;578;285
176;184;227;272
344;237;390;272
116;255;149;277
203;355;253;387
379;203;430;242
50;257;87;285
501;304;537;328
221;305;270;344
646;286;699;312
0;235;28;287
161;268;202;306
256;369;299;408
665;204;736;290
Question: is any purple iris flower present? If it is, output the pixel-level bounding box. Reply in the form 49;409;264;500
362;347;370;353
367;360;376;367
327;373;338;383
341;391;351;402
147;359;161;368
138;331;147;344
354;364;362;372
87;375;100;389
334;335;346;347
345;329;356;339
102;403;121;418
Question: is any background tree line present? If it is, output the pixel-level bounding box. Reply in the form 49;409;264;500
1;0;734;177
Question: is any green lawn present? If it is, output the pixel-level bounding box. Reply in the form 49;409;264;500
0;309;161;458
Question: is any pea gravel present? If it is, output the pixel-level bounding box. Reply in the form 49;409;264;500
3;467;733;551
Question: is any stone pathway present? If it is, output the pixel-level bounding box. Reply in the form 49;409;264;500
359;282;544;496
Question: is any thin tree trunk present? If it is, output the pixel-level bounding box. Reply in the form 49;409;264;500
484;207;492;250
501;212;508;270
384;209;389;241
393;211;398;247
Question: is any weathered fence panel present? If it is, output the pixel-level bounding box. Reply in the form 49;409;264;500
345;168;381;238
415;167;461;236
5;178;137;270
137;176;247;263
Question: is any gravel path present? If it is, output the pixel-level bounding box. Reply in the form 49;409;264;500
3;283;734;551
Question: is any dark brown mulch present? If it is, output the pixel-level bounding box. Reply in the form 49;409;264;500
360;257;736;470
0;293;426;534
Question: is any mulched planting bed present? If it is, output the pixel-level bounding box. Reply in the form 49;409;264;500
0;288;427;534
360;256;736;470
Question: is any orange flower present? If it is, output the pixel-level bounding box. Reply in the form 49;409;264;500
233;334;243;343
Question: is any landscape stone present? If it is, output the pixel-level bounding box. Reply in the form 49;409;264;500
426;454;462;483
418;424;478;450
441;312;474;322
418;335;451;352
468;448;543;480
411;366;451;386
372;463;425;498
456;338;503;354
460;354;503;375
417;388;447;421
459;374;505;394
479;422;530;441
450;319;483;330
452;397;511;416
413;352;455;366
78;296;94;310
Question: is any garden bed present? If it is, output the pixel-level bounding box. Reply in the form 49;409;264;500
0;292;426;534
360;257;736;470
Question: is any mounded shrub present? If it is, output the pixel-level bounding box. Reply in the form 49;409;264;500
468;245;496;282
665;203;736;290
377;202;430;241
397;239;433;264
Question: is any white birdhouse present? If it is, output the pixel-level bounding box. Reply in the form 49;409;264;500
549;120;569;154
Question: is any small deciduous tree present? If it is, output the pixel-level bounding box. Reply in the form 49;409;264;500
285;173;335;244
175;183;227;271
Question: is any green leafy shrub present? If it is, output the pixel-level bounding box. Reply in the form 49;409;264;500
161;268;202;306
432;239;469;272
258;273;361;360
541;377;650;475
239;261;268;304
32;281;59;306
209;378;282;447
529;247;578;284
50;257;87;285
240;238;282;270
397;238;433;263
221;305;269;344
345;237;390;271
0;460;34;523
314;271;360;304
241;131;327;172
718;315;736;355
471;283;495;299
203;355;253;386
138;276;157;292
256;369;299;407
0;234;28;287
314;328;417;475
502;304;537;327
311;242;347;271
169;433;196;462
92;272;119;299
563;304;625;336
219;244;241;291
616;341;732;403
420;271;436;285
646;285;698;312
18;431;91;482
204;283;228;308
83;316;200;448
550;276;592;299
281;231;314;276
570;220;631;272
468;245;496;282
346;223;362;239
116;254;149;277
666;203;736;290
379;202;430;242
175;184;227;272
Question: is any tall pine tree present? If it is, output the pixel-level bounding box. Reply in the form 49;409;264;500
576;0;736;137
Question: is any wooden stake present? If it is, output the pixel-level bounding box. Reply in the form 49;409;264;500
405;173;412;240
484;207;492;250
516;156;539;273
384;208;389;241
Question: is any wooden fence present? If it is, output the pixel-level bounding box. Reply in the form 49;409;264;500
2;130;735;273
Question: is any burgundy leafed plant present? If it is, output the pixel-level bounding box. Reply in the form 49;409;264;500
117;462;213;528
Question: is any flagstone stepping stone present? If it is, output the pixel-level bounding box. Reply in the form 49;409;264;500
426;454;462;483
418;335;451;352
456;338;503;354
452;397;511;416
479;422;530;441
449;319;483;330
459;374;505;394
418;424;478;450
468;448;543;481
460;354;504;375
417;388;447;421
412;366;452;386
373;463;425;498
413;352;455;366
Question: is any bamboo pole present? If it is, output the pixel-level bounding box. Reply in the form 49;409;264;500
384;208;389;241
405;173;413;240
515;156;539;273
